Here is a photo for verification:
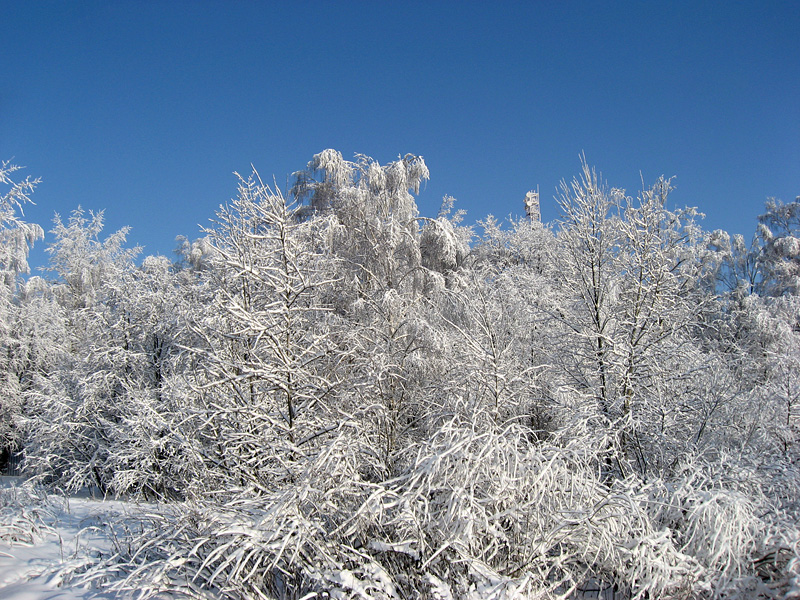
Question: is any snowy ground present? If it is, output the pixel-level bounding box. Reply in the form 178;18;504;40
0;477;136;600
6;476;794;600
0;477;624;600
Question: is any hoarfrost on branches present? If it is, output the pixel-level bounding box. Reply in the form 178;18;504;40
5;152;799;599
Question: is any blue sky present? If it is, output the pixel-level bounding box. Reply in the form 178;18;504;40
2;1;798;270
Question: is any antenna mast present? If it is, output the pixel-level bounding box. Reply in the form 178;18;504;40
524;187;540;223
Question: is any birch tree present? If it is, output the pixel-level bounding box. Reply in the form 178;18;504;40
757;197;800;297
292;150;439;475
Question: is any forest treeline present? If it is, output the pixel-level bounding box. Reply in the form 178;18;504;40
0;152;798;598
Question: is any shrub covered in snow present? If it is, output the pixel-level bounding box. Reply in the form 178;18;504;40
6;153;799;598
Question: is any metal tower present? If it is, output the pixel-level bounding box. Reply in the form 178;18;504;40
524;189;540;222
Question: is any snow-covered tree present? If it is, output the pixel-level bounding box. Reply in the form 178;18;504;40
552;162;716;476
23;209;141;493
292;149;430;298
710;196;800;298
430;216;559;436
707;229;763;295
0;161;44;282
0;161;43;459
292;151;448;475
757;196;800;297
98;254;203;499
10;152;799;599
182;170;340;492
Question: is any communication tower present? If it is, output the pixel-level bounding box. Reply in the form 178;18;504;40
524;188;540;222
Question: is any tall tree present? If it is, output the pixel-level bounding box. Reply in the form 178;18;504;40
22;209;140;493
292;151;441;475
184;171;339;492
553;161;712;475
757;197;800;297
0;161;43;459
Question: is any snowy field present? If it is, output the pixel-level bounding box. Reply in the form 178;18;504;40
0;478;635;600
0;477;136;600
2;475;799;600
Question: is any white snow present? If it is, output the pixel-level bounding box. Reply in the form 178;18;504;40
0;477;139;600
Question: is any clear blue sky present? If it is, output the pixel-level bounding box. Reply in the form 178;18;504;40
2;1;798;270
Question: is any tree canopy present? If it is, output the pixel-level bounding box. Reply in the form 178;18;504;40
3;151;798;599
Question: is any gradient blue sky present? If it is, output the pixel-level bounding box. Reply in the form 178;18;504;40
3;1;798;270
